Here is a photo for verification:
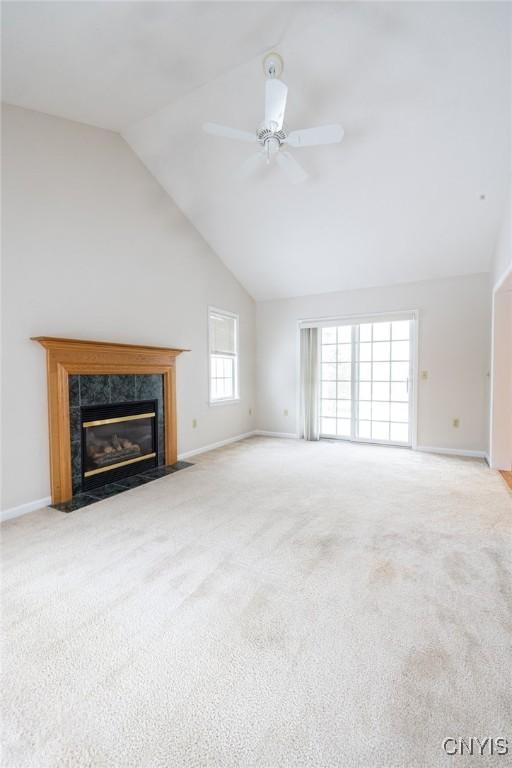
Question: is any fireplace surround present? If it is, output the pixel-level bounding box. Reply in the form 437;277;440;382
33;337;187;504
69;373;165;494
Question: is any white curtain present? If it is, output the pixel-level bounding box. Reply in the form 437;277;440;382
300;327;320;441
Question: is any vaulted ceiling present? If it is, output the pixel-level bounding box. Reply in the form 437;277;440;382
3;1;511;300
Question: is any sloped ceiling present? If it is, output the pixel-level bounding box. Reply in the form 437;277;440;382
2;1;335;130
3;2;511;300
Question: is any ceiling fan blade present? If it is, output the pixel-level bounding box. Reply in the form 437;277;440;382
276;151;308;184
265;78;288;131
238;151;265;178
286;124;344;148
203;122;255;143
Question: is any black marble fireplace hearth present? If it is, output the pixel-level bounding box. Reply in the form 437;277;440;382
50;460;193;513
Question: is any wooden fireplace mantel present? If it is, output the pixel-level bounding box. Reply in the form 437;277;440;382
32;337;188;504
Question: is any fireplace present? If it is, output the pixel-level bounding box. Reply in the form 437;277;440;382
32;337;187;504
81;399;158;490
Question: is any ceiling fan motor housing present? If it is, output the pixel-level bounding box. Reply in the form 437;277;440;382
257;126;287;148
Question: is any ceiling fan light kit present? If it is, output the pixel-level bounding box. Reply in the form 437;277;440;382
203;53;344;183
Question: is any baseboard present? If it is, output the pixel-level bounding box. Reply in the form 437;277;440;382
415;445;486;459
178;431;256;459
1;496;52;523
253;430;300;439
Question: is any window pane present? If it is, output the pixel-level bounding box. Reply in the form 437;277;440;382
224;377;233;398
321;417;336;436
322;381;336;399
391;382;408;402
338;325;351;343
337;381;351;399
322;327;337;344
390;423;409;442
373;362;390;381
372;422;390;440
359;382;371;400
391;362;409;381
358;420;371;438
372;402;390;421
359;363;371;381
337;363;351;381
322;363;337;381
337;418;351;437
392;320;410;340
359;343;372;362
372;322;390;341
210;313;236;355
372;341;390;362
390;402;409;423
360;323;372;342
321;399;337;418
372;382;390;401
211;379;218;399
337;344;351;362
391;340;409;361
337;400;351;419
359;402;371;420
322;344;337;362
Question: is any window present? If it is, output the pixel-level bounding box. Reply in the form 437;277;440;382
319;316;414;445
209;308;239;404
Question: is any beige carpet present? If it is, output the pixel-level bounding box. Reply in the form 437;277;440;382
1;437;511;767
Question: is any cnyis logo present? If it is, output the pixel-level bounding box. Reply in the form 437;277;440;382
443;737;509;756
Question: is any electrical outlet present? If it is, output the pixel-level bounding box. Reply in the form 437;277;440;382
192;418;197;429
453;418;460;428
284;409;288;416
421;370;428;380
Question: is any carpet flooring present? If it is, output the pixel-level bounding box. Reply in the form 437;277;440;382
2;437;511;767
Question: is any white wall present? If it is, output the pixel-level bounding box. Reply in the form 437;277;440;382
256;274;491;453
1;105;256;511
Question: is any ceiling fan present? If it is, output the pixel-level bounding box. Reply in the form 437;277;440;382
203;53;344;183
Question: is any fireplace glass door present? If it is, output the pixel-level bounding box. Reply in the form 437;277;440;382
81;400;158;488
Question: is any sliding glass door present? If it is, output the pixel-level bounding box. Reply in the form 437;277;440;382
320;316;414;446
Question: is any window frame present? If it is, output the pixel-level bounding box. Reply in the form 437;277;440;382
208;306;240;406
